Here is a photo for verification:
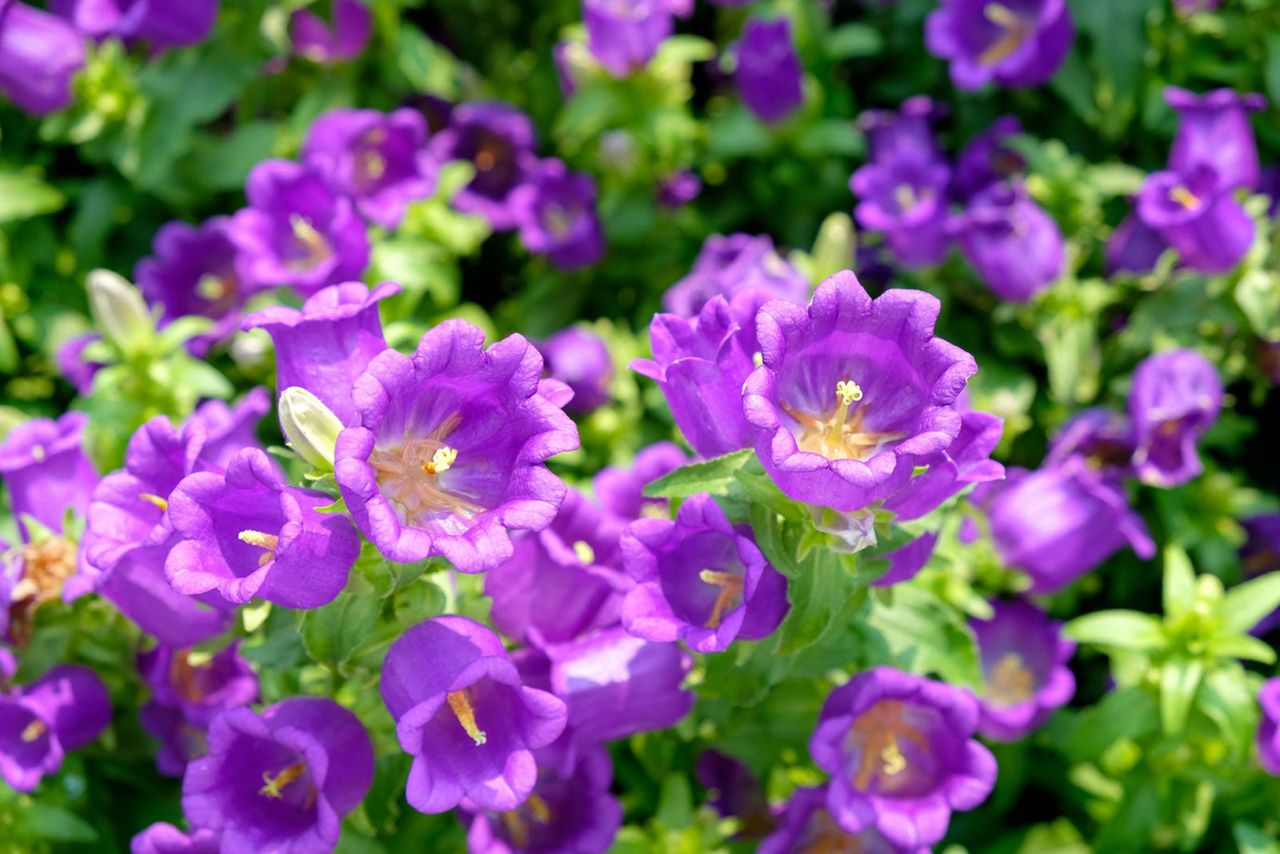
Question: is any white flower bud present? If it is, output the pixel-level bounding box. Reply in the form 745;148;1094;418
86;269;153;355
279;387;343;471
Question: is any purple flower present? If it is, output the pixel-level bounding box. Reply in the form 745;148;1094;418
50;0;218;48
582;0;672;77
594;441;687;524
335;320;578;570
98;540;235;647
511;159;606;270
542;627;693;747
135;218;252;357
859;97;945;165
695;751;773;836
925;0;1074;90
743;271;976;512
462;744;622;853
430;102;538;231
1128;349;1222;488
380;616;568;813
186;388;271;470
621;494;788;653
633;296;757;458
1258;678;1280;775
290;0;371;64
809;667;997;849
243;281;400;426
229;159;370;296
1165;87;1266;193
537;327;613;416
0;1;85;115
851;155;952;269
1105;213;1167;277
978;458;1155;593
953;115;1024;201
302;108;438;228
1241;515;1280;634
0;412;97;537
1136;166;1253;274
970;599;1075;740
166;447;360;608
951;181;1064;302
657;170;701;209
484;490;629;646
55;332;103;395
0;665;111;792
760;786;923;854
131;823;221;854
1045;407;1134;480
182;698;374;852
735;17;804;124
873;532;941;587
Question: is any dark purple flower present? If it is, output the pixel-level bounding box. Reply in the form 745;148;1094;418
1136;166;1253;274
925;0;1074;90
0;665;110;792
951;181;1064;302
1258;678;1280;775
0;412;96;537
50;0;218;48
135;217;252;357
1045;407;1134;480
760;786;923;854
229;159;370;296
743;271;977;512
511;159;605;269
1165;87;1266;193
978;458;1155;593
582;0;672;77
381;616;568;813
98;539;235;647
593;441;687;524
243;281;401;426
735;17;804;124
538;327;613;416
633;296;757;458
1105;213;1168;277
484;490;629;646
182;697;373;852
809;667;997;849
139;644;258;728
139;701;208;777
621;494;788;653
970;599;1075;740
873;531;941;587
290;0;371;64
1241;515;1280;634
657;170;701;209
851;155;952;269
302;108;437;228
859;97;945;165
430;102;538;231
55;332;103;395
1128;349;1222;488
131;823;221;854
462;744;622;853
0;1;85;115
695;751;771;833
166;447;360;608
334;320;578;571
953;115;1024;201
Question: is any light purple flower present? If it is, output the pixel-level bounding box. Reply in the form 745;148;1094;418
182;698;373;852
186;387;271;471
1136;165;1253;275
735;17;804;124
743;271;977;512
0;1;86;115
621;494;788;653
511;159;605;270
859;97;945;165
760;785;924;854
429;102;538;231
243;280;401;426
883;410;1005;522
1258;678;1280;775
0;411;97;537
953;115;1024;202
0;665;111;792
1128;349;1222;488
380;616;568;813
55;332;103;395
925;0;1074;90
302;108;437;228
657;170;701;209
537;327;613;416
951;181;1064;302
50;0;218;48
335;320;579;570
229;159;370;296
1165;87;1266;193
851;154;952;268
970;599;1075;740
583;0;673;77
594;441;687;525
809;666;997;849
130;823;221;854
290;0;371;64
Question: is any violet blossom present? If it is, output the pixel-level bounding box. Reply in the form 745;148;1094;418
430;102;538;231
593;440;687;525
537;327;613;416
760;785;924;854
1136;165;1254;275
0;411;97;537
0;665;111;792
925;0;1074;90
735;17;804;124
510;159;605;269
970;599;1075;740
50;0;218;48
290;0;371;64
0;1;86;115
1128;349;1222;488
1165;87;1266;193
950;181;1064;302
582;0;672;77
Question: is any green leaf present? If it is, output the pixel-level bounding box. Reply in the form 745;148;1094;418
1160;656;1204;734
1052;685;1158;763
1163;546;1197;618
1219;571;1280;635
0;170;65;223
1209;633;1276;665
654;775;694;830
13;803;98;842
866;584;982;687
643;449;753;500
1266;34;1280;109
1064;610;1165;651
301;592;382;667
824;23;883;59
1199;665;1261;755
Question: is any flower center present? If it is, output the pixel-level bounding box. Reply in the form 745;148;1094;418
169;649;212;704
421;446;458;475
447;689;488;746
893;184;920;213
847;700;930;792
984;652;1037;705
498;793;552;848
237;530;280;567
1170;185;1201;211
542;204;577;238
20;719;46;743
699;569;744;629
260;761;312;804
573;540;596;564
139;492;169;511
979;3;1033;66
195;273;236;302
784;379;904;462
286;214;333;271
30;445;45;462
371;413;484;525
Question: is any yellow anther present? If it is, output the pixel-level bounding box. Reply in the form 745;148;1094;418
447;690;488;746
259;762;306;799
881;737;907;777
1170;186;1200;210
979;3;1030;65
699;570;744;629
196;274;230;301
836;380;863;406
986;652;1037;705
893;184;919;212
984;2;1020;26
139;492;169;511
238;530;280;567
363;152;387;182
527;793;552;823
31;446;45;462
20;720;46;743
422;446;457;476
573;540;596;565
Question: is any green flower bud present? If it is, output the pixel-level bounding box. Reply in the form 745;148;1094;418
279;387;343;471
86;269;153;356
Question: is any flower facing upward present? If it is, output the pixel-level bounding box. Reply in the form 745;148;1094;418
743;271;977;512
429;102;538;231
0;665;111;792
925;0;1074;90
511;159;605;270
380;616;568;814
851;154;952;269
334;320;579;571
970;599;1076;740
735;17;805;124
1127;349;1223;488
809;667;997;849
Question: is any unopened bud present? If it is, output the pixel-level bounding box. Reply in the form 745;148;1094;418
808;212;857;285
86;269;153;355
279;387;342;471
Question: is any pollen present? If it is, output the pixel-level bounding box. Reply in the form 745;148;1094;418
20;719;46;743
1170;185;1200;210
986;652;1037;705
573;540;596;564
260;761;306;799
836;380;863;406
238;530;280;567
139;492;169;511
526;793;552;823
979;3;1031;66
447;689;488;746
421;446;457;476
699;569;744;629
880;737;907;777
195;274;232;301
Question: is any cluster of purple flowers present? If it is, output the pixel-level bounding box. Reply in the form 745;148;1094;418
851;99;1066;302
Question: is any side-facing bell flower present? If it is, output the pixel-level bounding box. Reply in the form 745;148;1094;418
743;271;977;512
735;17;804;124
429;102;538;231
51;0;218;48
182;698;373;852
582;0;672;77
760;785;925;854
99;539;235;648
1044;407;1134;481
0;1;85;115
380;616;568;813
594;441;687;525
1128;349;1222;488
0;665;111;792
621;494;788;653
1136;165;1253;275
130;823;221;854
0;411;97;537
229;160;370;296
290;0;371;64
859;96;945;165
1165;87;1266;193
1105;213;1168;277
511;159;605;270
883;410;1005;521
970;599;1075;740
851;154;952;269
951;181;1064;302
335;320;579;570
925;0;1073;90
537;327;613;416
809;667;997;849
243;280;401;426
953;115;1024;202
166;447;360;608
